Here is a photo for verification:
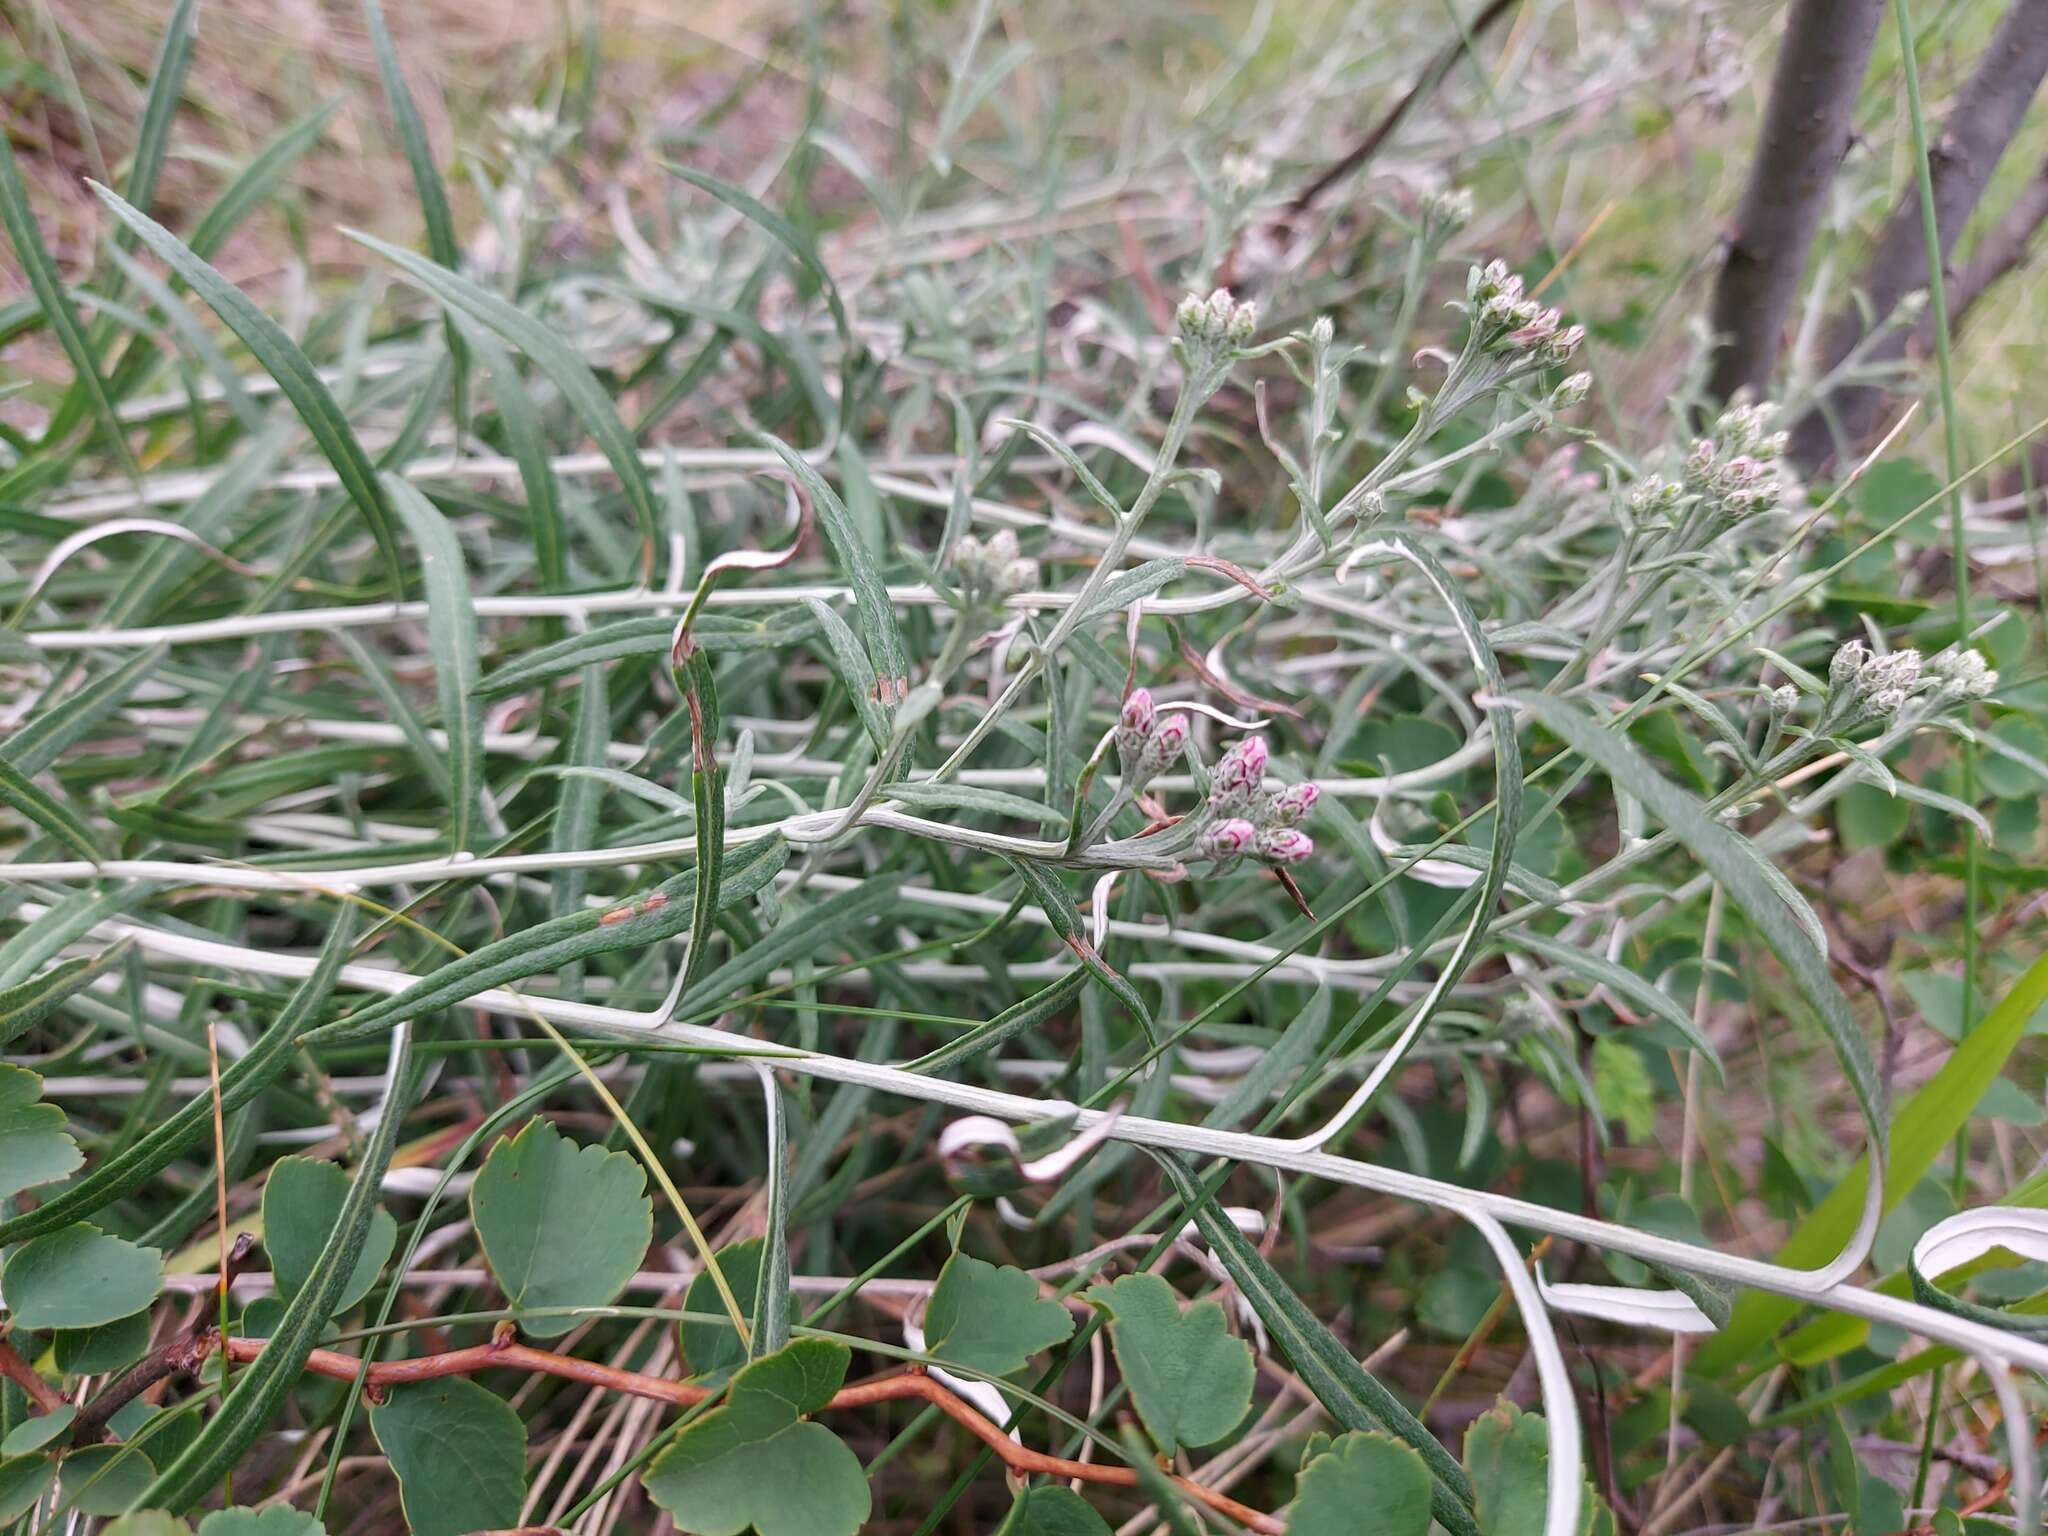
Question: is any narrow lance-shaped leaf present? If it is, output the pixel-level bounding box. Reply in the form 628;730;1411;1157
0;135;137;480
89;184;405;593
342;227;660;580
0;755;104;862
0;918;353;1245
1155;1152;1479;1536
0;941;133;1049
381;474;482;850
758;434;909;697
1511;692;1884;1168
141;1011;415;1513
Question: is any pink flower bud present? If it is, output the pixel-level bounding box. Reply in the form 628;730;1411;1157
1256;827;1314;864
1208;735;1268;814
1120;688;1157;739
1199;818;1257;861
1137;713;1189;780
1266;782;1320;826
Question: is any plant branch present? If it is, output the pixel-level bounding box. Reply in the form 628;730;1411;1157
1790;0;2048;467
1703;0;1887;408
211;1332;1285;1535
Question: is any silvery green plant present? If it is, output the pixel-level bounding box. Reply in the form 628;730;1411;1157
0;10;2035;1535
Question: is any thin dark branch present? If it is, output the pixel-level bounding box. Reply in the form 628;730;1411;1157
1286;0;1520;216
1947;153;2048;331
1791;0;2048;469
1703;0;1887;408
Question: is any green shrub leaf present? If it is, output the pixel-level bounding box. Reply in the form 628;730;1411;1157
470;1117;652;1336
370;1379;525;1536
1083;1272;1253;1455
262;1156;398;1316
924;1252;1074;1375
643;1338;870;1536
0;1064;82;1199
2;1223;161;1330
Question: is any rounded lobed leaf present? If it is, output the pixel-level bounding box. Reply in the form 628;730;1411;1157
2;1223;161;1330
261;1155;397;1317
923;1251;1075;1377
470;1116;653;1338
0;1064;83;1200
1083;1272;1254;1456
644;1338;869;1536
1289;1432;1432;1536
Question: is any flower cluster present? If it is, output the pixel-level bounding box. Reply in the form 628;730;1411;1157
1683;402;1792;521
1176;287;1260;352
1823;640;1995;729
948;529;1037;610
1113;688;1190;790
1469;261;1583;366
1198;736;1318;866
1422;186;1474;242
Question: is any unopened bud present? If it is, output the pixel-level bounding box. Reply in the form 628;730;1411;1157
1256;826;1315;865
1209;736;1269;813
1199;818;1258;862
1138;713;1189;780
1265;782;1320;826
1550;371;1591;410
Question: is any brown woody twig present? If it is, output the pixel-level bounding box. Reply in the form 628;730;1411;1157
213;1329;1286;1534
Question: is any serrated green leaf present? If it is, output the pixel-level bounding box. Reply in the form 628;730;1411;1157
924;1252;1074;1375
0;1063;82;1198
643;1338;869;1536
2;1223;161;1330
262;1156;397;1317
370;1379;525;1536
1291;1431;1433;1536
471;1117;652;1336
1083;1272;1253;1455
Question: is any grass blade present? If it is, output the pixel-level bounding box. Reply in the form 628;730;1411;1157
381;474;483;850
0;135;138;481
90;182;406;593
342;227;659;581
